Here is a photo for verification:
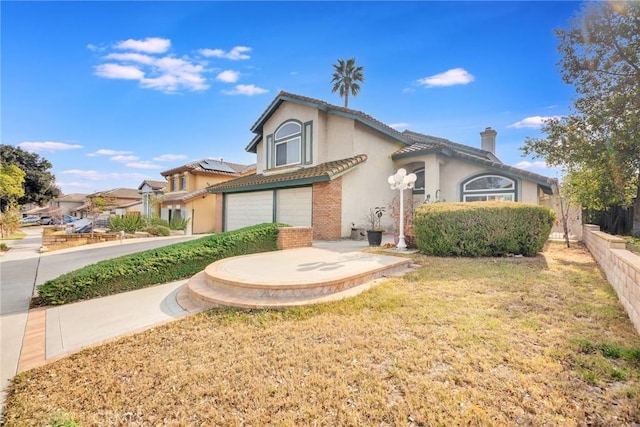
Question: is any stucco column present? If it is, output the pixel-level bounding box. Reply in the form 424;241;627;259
424;156;440;202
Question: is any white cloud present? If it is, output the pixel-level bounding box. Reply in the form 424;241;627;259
514;160;549;170
95;63;145;80
125;161;162;169
17;141;83;152
104;52;156;65
417;68;475;87
223;84;268;96
199;46;251;60
93;39;259;93
508;116;561;129
389;122;409;129
114;37;171;54
110;155;139;163
216;70;240;83
402;88;415;93
88;149;132;157
153;154;188;162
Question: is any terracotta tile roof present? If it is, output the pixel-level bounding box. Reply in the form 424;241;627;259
161;158;251;177
246;91;408;152
89;188;142;199
161;188;210;203
209;155;368;193
399;130;498;162
138;180;166;191
55;193;88;203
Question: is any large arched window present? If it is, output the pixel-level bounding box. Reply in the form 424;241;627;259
461;174;516;202
274;121;301;167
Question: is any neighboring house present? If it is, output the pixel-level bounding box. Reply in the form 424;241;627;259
77;188;144;219
138;180;166;218
159;159;254;234
51;193;88;217
209;91;557;240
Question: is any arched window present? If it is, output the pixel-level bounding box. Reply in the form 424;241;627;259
412;168;425;194
274;121;301;167
461;174;516;202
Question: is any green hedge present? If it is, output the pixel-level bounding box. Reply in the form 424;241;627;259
413;202;555;257
37;223;283;305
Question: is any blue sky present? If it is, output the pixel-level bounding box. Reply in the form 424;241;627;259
2;1;581;195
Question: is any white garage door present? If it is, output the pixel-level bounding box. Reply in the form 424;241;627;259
276;187;312;226
226;191;273;231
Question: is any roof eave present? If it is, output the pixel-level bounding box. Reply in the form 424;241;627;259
209;175;330;194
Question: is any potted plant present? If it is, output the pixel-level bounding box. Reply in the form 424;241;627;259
366;207;385;246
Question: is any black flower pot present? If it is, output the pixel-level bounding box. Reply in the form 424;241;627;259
367;230;383;246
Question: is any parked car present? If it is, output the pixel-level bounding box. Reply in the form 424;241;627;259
39;216;55;225
62;214;78;224
19;216;41;225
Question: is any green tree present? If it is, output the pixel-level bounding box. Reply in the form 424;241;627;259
331;58;365;108
521;2;640;236
0;145;61;210
0;164;26;211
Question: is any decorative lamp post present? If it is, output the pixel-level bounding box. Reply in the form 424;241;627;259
388;168;417;250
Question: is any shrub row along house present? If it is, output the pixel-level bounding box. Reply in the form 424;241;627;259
202;91;557;240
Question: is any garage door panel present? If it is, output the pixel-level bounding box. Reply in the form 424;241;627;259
226;191;273;231
276;187;312;227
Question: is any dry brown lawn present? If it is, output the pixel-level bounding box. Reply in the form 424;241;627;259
4;242;640;426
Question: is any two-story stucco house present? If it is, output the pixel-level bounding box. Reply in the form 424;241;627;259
160;159;254;234
209;91;557;240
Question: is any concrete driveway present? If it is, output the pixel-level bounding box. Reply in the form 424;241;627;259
0;227;203;411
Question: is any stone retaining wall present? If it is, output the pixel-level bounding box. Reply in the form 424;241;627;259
583;224;640;334
277;227;313;250
42;232;120;247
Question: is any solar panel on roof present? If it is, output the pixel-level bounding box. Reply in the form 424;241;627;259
199;159;236;173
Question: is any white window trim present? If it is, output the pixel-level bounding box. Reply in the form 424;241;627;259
463;193;515;202
463;174;515;192
274;135;302;167
275;122;301;140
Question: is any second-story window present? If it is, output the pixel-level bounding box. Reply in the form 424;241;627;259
180;175;186;190
170;177;176;192
274;121;302;167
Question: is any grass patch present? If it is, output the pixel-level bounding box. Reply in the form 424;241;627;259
0;231;26;240
4;242;640;425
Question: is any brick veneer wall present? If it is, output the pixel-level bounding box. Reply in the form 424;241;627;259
583;224;640;335
42;232;120;247
312;178;342;240
277;226;313;250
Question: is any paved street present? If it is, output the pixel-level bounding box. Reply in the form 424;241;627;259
0;227;203;411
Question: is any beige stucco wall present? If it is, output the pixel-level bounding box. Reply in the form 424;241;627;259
257;102;321;174
187;195;216;234
340;123;404;236
395;155;542;204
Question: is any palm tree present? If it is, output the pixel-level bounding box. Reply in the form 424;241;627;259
331;58;365;108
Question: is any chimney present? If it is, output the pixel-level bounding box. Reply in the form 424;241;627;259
480;127;497;154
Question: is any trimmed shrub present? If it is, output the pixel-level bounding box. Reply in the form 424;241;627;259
145;225;171;236
413;202;555;257
146;215;170;228
108;214;145;233
37;223;283;305
169;216;190;231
